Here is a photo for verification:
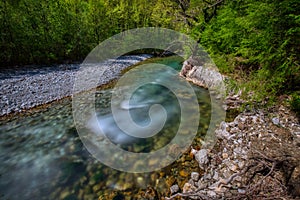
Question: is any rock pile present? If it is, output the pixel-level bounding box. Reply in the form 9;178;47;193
167;105;300;199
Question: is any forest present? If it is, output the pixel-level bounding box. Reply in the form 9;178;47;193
1;0;299;111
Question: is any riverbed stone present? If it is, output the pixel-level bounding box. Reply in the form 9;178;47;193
182;182;196;193
191;172;200;181
194;149;209;170
170;184;179;194
207;190;217;198
179;169;189;177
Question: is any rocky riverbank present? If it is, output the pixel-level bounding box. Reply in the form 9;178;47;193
0;54;152;116
166;106;300;199
167;58;300;199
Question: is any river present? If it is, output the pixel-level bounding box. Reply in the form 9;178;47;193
0;56;219;199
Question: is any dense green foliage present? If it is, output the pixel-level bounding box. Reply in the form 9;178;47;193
199;0;300;103
0;0;178;65
1;0;299;111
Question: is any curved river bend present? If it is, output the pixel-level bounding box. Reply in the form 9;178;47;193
0;56;220;199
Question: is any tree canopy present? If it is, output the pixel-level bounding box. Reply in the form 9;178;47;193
1;0;299;110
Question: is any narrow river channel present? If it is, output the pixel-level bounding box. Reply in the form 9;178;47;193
0;56;220;199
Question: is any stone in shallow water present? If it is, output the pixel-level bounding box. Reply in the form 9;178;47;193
179;169;189;177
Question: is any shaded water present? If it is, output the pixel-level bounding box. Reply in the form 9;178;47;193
0;56;215;199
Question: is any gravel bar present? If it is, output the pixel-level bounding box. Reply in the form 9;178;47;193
0;54;153;116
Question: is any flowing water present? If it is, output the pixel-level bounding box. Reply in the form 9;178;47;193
0;56;219;200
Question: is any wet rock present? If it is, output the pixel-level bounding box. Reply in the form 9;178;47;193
114;181;134;191
165;176;176;188
59;189;71;199
137;176;145;187
142;187;158;200
78;189;84;199
92;184;101;193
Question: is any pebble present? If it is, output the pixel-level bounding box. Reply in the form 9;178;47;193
227;162;238;172
137;177;145;187
179;169;189;177
165;176;176;187
197;181;207;189
272;117;280;125
233;147;242;154
92;184;101;193
207;190;216;198
238;189;246;194
59;189;71;199
191;172;200;181
0;55;152;116
182;183;196;193
231;127;240;133
188;178;195;186
194;149;209;170
238;122;245;130
202;173;211;180
222;152;229;159
238;160;245;169
170;184;179;194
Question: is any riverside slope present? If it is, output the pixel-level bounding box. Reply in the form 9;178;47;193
168;57;300;199
0;55;152;116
